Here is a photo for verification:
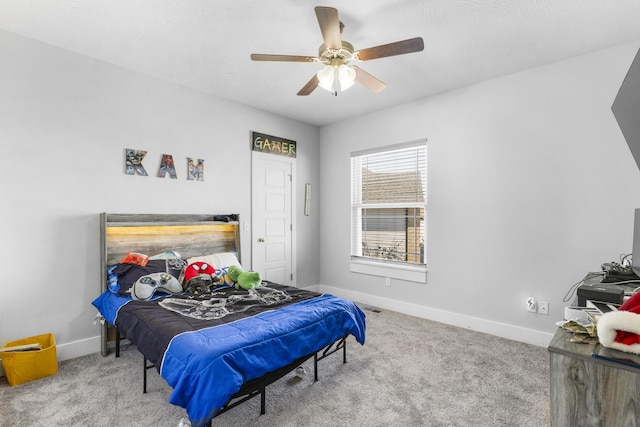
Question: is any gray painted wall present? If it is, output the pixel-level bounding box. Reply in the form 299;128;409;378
0;31;320;361
318;41;640;346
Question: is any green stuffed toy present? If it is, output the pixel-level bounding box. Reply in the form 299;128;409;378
227;265;262;290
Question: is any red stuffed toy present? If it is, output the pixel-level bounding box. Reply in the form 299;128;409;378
184;262;218;295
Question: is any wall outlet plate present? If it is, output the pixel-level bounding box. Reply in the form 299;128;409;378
538;301;549;315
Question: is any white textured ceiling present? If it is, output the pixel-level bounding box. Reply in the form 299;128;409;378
2;0;640;126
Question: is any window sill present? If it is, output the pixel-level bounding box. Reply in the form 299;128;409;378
350;259;427;284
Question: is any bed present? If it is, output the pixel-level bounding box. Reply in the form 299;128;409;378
91;213;366;427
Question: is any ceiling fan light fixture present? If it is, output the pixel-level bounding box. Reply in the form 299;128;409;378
316;64;335;92
338;64;356;90
317;64;355;95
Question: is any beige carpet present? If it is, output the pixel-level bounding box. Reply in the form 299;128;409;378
0;307;550;426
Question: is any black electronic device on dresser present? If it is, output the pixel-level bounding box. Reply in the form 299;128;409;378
576;281;625;306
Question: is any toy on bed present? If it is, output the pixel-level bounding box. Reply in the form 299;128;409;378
227;265;261;290
121;252;150;266
184;261;225;295
111;254;187;299
131;272;182;300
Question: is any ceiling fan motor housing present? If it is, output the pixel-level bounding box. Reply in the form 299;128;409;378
318;41;354;65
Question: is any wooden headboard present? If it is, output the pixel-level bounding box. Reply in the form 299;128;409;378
99;213;240;355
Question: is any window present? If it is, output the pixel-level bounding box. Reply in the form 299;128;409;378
351;140;427;271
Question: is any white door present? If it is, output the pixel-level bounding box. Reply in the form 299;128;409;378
251;152;295;286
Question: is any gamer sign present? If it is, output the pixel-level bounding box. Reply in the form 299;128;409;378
251;131;296;158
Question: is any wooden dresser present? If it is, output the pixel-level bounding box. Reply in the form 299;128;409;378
548;327;640;426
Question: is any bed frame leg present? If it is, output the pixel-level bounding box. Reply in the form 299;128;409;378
115;328;121;358
142;357;157;394
343;338;347;364
313;334;349;383
260;387;266;414
313;353;319;382
143;357;148;394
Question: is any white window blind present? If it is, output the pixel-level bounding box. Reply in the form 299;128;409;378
351;141;426;266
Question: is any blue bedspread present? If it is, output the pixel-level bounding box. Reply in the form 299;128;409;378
93;286;366;427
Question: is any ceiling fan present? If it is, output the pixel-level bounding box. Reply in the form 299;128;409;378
250;6;424;96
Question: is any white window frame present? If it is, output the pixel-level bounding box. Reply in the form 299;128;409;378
350;139;427;283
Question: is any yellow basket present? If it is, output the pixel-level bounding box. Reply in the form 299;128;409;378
0;333;58;386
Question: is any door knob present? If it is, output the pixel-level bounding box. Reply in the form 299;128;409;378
258;237;265;243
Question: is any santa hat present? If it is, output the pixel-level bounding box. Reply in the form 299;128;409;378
597;292;640;354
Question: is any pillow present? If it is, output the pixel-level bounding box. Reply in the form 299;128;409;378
106;264;120;293
113;258;187;295
131;272;182;300
149;251;182;260
186;252;242;270
216;266;235;287
165;258;187;278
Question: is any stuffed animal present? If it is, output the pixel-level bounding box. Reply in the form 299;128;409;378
227;265;262;290
184;261;223;295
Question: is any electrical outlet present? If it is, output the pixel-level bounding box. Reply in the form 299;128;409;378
538;301;549;315
527;297;536;313
384;277;391;287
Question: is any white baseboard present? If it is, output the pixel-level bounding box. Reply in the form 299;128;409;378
306;283;553;348
0;335;101;379
56;335;102;362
